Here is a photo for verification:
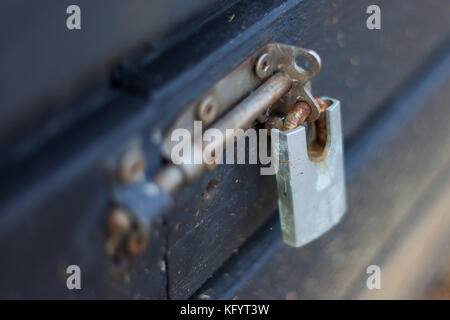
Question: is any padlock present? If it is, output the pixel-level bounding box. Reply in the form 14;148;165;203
153;43;347;250
272;97;346;247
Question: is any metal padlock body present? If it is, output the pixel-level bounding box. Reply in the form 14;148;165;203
273;97;346;247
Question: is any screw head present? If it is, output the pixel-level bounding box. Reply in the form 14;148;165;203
255;53;274;79
197;96;218;124
118;147;146;184
107;208;132;235
126;231;150;256
106;208;151;257
105;207;133;256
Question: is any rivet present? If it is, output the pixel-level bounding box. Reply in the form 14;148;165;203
118;146;146;184
255;53;274;79
197;96;218;124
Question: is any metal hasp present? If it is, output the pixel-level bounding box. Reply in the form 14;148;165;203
152;43;346;250
156;43;323;194
273;97;347;247
109;43;329;264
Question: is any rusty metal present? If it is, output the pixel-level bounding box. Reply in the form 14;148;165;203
255;53;274;79
266;97;327;134
283;101;312;131
197;96;218;124
125;230;150;256
155;72;292;193
274;97;346;247
265;115;284;136
312;97;330;149
161;47;267;159
117;146;146;184
105;207;133;256
156;43;323;194
204;73;291;154
315;97;329;113
107;207;132;234
105;206;151;258
267;44;322;121
161;43;321;158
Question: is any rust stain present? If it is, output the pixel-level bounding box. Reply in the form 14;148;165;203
204;179;219;200
283;101;311;131
265;116;284;136
315;97;329;113
314;97;330;148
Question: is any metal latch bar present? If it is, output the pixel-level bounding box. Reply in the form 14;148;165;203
154;72;291;193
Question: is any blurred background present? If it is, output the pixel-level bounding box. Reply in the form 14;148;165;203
1;0;450;299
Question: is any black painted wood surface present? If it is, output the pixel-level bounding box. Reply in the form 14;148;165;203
1;0;450;299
